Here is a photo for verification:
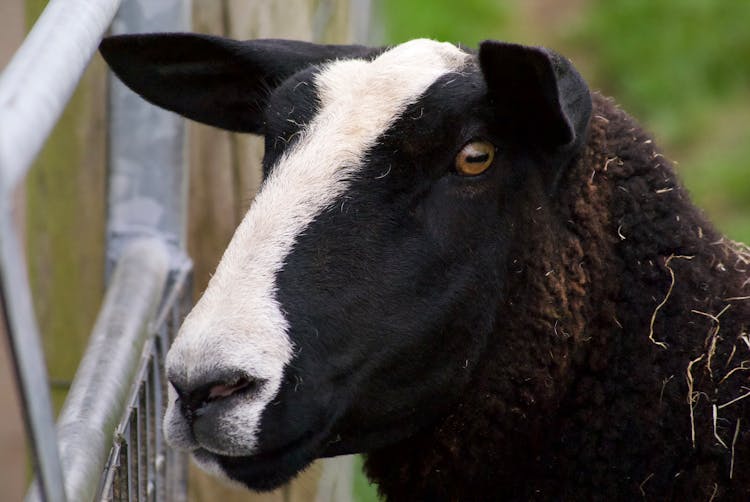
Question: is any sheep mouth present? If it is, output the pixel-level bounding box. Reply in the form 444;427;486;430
197;428;329;491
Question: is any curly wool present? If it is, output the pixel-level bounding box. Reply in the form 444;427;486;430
364;93;750;501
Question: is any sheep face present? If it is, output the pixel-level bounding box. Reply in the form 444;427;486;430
100;35;591;490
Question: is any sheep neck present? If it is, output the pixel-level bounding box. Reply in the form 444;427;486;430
363;93;750;500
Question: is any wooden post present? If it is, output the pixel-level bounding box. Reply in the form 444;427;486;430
1;1;31;500
187;1;358;500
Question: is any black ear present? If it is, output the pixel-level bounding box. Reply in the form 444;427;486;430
99;33;374;133
479;41;591;152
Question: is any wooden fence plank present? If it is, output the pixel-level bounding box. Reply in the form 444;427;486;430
187;1;356;500
0;0;29;497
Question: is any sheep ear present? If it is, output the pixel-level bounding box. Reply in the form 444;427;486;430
99;33;373;134
479;41;591;151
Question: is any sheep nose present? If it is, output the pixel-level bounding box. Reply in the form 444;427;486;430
170;372;265;420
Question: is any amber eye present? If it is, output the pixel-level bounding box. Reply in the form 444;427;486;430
455;140;495;176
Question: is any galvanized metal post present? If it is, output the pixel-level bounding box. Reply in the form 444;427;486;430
0;0;123;195
25;0;192;498
349;0;373;43
102;2;193;501
0;212;66;502
1;0;191;499
47;238;170;502
106;0;192;276
0;1;124;500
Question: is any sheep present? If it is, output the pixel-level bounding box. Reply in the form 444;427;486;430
100;33;750;500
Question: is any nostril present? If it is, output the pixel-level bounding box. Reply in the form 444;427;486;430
208;377;254;401
178;375;264;419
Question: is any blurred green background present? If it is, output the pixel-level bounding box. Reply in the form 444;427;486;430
378;0;750;242
355;0;750;499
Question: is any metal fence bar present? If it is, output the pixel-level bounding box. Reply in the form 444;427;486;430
0;2;123;500
0;212;66;502
0;0;192;499
349;0;373;43
0;0;123;199
98;266;191;501
101;2;192;499
26;238;170;502
106;0;191;275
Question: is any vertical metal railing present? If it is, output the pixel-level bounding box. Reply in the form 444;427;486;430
0;1;125;500
106;0;191;276
0;0;191;500
97;263;191;501
98;3;192;497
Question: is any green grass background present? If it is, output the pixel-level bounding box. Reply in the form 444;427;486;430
355;1;750;499
376;0;750;243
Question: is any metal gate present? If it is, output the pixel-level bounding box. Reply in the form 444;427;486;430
0;0;192;500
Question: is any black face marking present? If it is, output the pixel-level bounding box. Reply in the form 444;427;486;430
215;65;540;488
201;40;590;491
112;32;597;492
261;48;386;176
262;68;322;175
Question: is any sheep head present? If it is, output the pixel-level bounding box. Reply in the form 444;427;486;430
100;34;592;490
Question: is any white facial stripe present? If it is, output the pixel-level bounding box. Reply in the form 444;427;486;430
165;39;469;456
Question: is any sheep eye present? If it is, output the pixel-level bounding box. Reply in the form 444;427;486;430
455;140;495;176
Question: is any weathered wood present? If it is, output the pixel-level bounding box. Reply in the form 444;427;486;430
186;1;357;500
0;310;27;502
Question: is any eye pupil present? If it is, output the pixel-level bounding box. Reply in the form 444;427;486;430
466;153;489;163
455;140;495;176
